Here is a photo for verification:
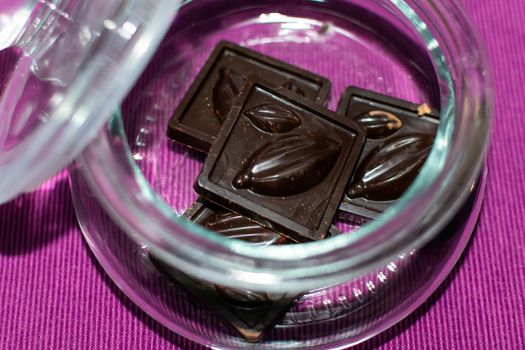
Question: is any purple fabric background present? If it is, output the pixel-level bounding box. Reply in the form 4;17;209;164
1;0;524;349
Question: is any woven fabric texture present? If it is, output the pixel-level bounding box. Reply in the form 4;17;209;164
0;0;524;349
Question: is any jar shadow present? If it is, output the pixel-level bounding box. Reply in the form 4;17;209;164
0;173;76;256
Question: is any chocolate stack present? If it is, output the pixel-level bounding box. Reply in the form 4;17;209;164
155;41;439;342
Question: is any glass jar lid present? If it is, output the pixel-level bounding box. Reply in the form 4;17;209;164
0;0;179;204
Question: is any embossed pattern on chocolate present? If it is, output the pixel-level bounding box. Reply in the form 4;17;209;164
214;286;272;308
282;79;306;97
195;78;365;242
234;133;341;196
200;211;289;246
337;86;439;218
354;110;403;139
167;41;331;153
213;68;246;122
244;103;302;134
191;200;291;312
348;134;434;201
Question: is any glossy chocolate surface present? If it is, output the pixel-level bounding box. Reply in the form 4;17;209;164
167;41;331;153
150;199;297;342
233;133;342;197
185;199;294;246
195;78;365;242
337;86;439;218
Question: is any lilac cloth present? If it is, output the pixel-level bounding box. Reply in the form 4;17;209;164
1;0;524;348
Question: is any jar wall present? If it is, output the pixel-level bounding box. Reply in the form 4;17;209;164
70;0;492;348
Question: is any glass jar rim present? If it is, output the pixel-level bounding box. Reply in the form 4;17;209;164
77;0;493;293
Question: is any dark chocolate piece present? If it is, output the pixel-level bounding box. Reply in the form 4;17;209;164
184;199;294;246
337;86;439;218
167;41;331;153
195;78;365;242
151;199;298;342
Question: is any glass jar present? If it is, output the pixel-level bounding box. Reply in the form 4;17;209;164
69;0;492;348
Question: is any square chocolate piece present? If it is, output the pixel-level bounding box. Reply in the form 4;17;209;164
151;199;298;342
167;41;331;153
195;78;365;242
337;86;439;218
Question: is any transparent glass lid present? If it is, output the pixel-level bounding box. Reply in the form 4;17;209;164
0;0;180;204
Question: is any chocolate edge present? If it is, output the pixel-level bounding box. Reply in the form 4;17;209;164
336;85;440;120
